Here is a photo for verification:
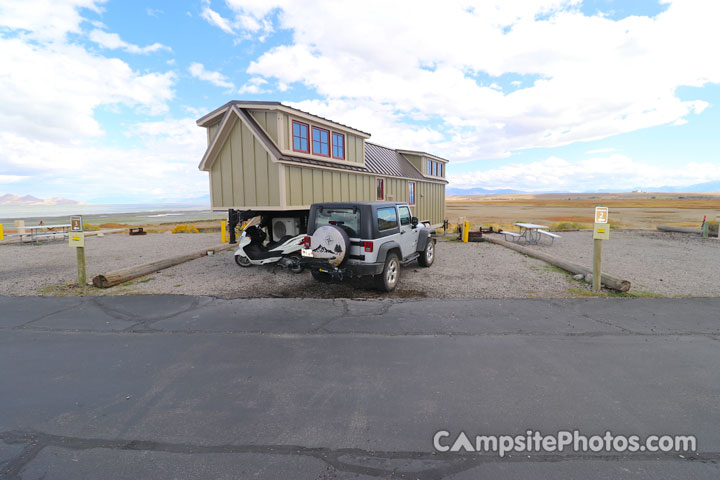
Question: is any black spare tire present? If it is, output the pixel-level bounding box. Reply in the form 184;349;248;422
310;225;350;267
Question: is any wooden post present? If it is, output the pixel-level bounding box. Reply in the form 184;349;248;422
484;236;630;291
593;238;602;292
77;246;86;286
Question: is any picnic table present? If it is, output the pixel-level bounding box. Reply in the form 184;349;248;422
502;223;560;245
7;224;71;243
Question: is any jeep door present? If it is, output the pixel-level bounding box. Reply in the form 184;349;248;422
398;205;417;259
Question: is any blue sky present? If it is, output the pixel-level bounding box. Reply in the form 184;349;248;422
0;0;719;203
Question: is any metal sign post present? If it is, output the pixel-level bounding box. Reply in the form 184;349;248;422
592;207;609;292
69;216;86;286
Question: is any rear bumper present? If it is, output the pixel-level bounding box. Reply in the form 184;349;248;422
302;258;384;278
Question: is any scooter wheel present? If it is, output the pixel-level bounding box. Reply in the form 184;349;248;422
287;254;304;274
235;254;252;267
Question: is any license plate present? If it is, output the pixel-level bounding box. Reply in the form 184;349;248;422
301;248;313;257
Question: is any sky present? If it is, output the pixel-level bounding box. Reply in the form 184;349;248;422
0;0;719;203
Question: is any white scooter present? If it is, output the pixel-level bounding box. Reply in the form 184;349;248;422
234;224;306;273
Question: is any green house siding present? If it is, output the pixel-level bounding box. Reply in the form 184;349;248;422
411;181;445;225
249;109;279;144
402;153;424;174
286;166;379;206
207;122;220;146
284;165;444;225
208;120;280;209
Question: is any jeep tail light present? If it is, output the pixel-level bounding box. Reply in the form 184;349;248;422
364;241;373;253
302;236;311;248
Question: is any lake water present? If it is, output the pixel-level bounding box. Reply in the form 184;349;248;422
0;203;228;228
0;203;210;220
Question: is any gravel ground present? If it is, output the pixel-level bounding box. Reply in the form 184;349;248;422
0;233;574;298
2;230;717;298
0;233;223;296
523;230;720;297
108;237;576;299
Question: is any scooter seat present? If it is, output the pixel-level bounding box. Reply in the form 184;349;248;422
265;235;294;251
244;243;283;261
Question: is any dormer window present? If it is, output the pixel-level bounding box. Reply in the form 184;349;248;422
292;121;309;153
332;132;345;160
427;159;443;177
312;126;330;157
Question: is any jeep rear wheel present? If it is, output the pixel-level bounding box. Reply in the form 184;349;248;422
375;252;400;292
417;240;435;267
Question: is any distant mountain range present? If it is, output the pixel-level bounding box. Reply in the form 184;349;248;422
446;187;524;195
0;194;82;206
651;181;720;193
447;181;720;196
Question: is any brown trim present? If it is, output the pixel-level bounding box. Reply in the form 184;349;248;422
275;159;448;184
311;126;330;157
376;178;385;200
408;181;416;205
331;131;345;160
292;120;310;154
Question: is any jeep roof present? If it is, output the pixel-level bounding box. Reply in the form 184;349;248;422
307;201;415;239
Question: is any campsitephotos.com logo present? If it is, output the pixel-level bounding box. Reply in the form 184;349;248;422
433;430;697;458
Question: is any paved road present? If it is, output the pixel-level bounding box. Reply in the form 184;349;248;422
1;295;720;479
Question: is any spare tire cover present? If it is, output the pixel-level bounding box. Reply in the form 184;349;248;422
310;225;350;267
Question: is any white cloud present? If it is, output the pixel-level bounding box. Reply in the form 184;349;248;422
89;29;171;54
585;148;616;155
200;0;234;34
188;62;235;90
0;0;103;41
0;123;207;202
237;77;269;94
0;174;28;183
0;0;190;202
203;0;720;163
448;154;720;192
0;37;175;140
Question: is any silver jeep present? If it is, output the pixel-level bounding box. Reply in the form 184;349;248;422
300;201;436;292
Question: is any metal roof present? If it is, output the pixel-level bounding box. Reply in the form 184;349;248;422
197;100;371;137
364;143;426;180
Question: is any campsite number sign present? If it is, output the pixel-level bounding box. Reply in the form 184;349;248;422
71;215;83;232
594;207;608;224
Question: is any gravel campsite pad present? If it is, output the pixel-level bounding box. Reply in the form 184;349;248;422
2;230;718;298
523;230;720;297
0;233;223;296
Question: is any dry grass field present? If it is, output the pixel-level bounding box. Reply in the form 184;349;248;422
446;192;720;230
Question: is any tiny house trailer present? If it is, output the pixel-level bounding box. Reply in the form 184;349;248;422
197;101;449;241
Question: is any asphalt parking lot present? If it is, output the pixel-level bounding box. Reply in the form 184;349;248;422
2;295;720;479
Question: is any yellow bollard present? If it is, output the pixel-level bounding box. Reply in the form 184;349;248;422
462;220;470;243
221;220;227;243
0;223;3;241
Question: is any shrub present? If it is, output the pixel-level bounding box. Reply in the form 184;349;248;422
83;223;100;231
172;224;199;234
550;222;586;231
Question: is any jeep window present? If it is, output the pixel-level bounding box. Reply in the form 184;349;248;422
377;207;398;231
315;208;360;237
399;206;411;226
